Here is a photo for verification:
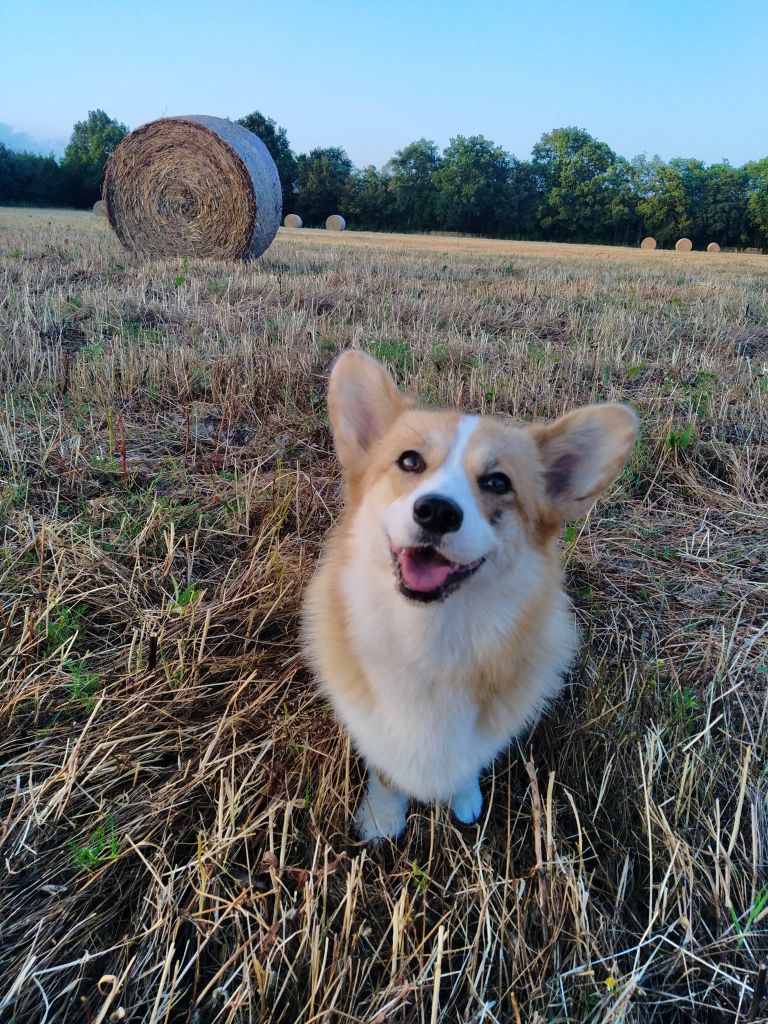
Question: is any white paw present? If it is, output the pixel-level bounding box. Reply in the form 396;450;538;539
450;779;483;824
354;780;408;841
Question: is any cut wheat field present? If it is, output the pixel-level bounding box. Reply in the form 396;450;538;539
1;206;767;1024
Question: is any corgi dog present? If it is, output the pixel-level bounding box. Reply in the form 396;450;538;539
302;352;637;840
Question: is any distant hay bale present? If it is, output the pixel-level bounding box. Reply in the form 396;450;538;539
675;238;693;252
103;115;282;260
93;200;108;218
707;242;721;253
284;214;303;228
640;236;657;250
325;214;346;231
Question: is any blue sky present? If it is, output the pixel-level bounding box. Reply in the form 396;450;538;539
2;0;766;166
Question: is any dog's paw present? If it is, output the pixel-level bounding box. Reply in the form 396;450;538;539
450;779;483;824
354;790;408;841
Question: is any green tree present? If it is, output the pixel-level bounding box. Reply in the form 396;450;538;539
532;128;613;186
0;144;17;204
343;166;395;230
531;127;632;242
669;158;708;246
0;144;64;205
295;147;353;226
506;159;540;239
635;157;690;247
386;139;441;232
700;162;748;247
433;135;514;235
603;158;642;244
236;111;297;216
61;109;127;207
744;158;768;248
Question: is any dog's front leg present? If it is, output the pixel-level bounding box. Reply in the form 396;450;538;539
354;768;408;841
449;777;483;824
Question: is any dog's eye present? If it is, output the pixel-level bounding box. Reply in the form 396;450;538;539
478;472;512;495
397;451;426;473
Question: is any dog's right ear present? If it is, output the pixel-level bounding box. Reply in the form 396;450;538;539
328;351;411;476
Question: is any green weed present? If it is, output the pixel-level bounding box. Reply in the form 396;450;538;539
665;423;695;452
668;687;701;732
682;370;717;414
364;338;413;371
730;885;768;946
69;815;120;869
170;582;205;614
410;860;429;894
64;659;102;711
39;604;86;654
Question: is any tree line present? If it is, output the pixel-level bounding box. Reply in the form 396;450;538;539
2;108;767;250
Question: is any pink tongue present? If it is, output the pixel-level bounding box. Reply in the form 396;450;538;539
399;550;455;592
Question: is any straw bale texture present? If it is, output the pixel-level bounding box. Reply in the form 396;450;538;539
707;242;721;253
675;237;693;252
92;199;108;217
325;214;346;231
103;115;281;260
640;236;657;249
284;214;303;228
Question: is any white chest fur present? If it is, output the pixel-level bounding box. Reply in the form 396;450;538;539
335;509;573;803
336;631;507;802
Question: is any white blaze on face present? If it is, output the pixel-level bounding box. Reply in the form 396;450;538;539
383;415;499;567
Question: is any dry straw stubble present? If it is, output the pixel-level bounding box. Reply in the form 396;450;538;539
103;115;282;260
0;207;767;1024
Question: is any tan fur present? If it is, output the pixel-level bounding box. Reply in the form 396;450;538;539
473;558;563;730
302;351;638;838
304;523;372;707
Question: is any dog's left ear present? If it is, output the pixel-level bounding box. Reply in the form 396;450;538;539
328;351;411;477
530;405;638;521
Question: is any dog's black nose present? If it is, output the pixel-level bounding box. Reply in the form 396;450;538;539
413;494;463;534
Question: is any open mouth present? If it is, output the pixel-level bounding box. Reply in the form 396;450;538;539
391;545;485;603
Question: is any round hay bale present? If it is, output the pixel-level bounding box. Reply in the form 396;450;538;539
707;242;721;253
284;213;303;228
93;199;108;217
103;115;282;260
675;238;693;252
325;214;346;231
640;236;657;250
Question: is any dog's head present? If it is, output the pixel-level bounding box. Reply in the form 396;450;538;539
328;351;638;603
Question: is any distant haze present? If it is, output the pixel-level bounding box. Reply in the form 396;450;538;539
0;123;66;158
